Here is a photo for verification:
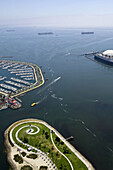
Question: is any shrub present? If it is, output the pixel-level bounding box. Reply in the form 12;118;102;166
21;165;33;170
13;154;23;164
21;152;26;157
63;147;71;154
55;137;60;142
42;130;45;134
26;154;37;159
60;141;64;145
39;166;48;170
23;137;28;143
45;134;49;139
32;149;37;153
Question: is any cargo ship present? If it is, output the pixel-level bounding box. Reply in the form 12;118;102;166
38;32;53;35
94;50;113;66
81;32;94;35
31;103;36;107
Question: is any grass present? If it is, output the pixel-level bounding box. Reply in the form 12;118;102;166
52;132;88;170
10;121;87;170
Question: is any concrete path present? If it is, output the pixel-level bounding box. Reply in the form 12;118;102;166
50;131;74;170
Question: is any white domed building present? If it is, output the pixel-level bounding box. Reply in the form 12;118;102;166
95;50;113;65
103;50;113;57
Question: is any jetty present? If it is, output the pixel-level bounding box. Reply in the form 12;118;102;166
66;136;74;141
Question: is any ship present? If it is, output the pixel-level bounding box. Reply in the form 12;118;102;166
31;103;36;107
38;32;53;35
81;32;94;34
94;50;113;66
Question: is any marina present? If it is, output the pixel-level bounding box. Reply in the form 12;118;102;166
5;81;26;88
0;59;44;109
0;88;11;94
11;77;32;85
0;83;17;91
16;72;33;76
0;77;7;81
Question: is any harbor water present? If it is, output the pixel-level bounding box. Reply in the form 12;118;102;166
1;27;113;170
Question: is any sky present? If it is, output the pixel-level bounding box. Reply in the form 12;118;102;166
1;0;113;27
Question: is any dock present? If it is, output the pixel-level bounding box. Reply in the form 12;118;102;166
66;136;74;141
84;51;99;56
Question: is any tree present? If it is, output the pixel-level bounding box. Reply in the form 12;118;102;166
55;137;60;142
45;134;49;139
42;130;45;134
23;137;28;143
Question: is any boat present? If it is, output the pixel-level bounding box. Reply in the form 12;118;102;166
38;32;53;35
94;50;113;66
31;103;36;107
81;32;94;34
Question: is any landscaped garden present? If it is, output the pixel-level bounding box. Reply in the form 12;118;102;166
9;120;88;170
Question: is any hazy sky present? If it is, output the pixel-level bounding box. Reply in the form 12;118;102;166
1;0;113;27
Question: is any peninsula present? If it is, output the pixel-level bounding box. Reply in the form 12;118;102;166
4;119;95;170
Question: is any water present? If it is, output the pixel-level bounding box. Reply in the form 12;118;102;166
1;27;113;170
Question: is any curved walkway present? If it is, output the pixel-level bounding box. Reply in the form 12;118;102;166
10;122;56;170
9;119;95;170
50;131;74;170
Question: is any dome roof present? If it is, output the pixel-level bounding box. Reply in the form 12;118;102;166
103;50;113;57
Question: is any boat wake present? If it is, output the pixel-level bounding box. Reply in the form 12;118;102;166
106;146;113;153
64;52;71;56
92;99;99;103
51;93;63;101
35;96;47;105
51;94;57;99
68;118;96;138
49;69;54;77
37;77;61;95
85;127;96;137
63;109;69;113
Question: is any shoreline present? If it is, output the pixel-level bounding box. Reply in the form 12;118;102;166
4;127;18;170
4;118;95;170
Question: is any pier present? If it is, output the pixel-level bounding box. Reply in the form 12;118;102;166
66;136;74;141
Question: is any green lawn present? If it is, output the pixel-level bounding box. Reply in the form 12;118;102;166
52;132;88;170
9;121;87;170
